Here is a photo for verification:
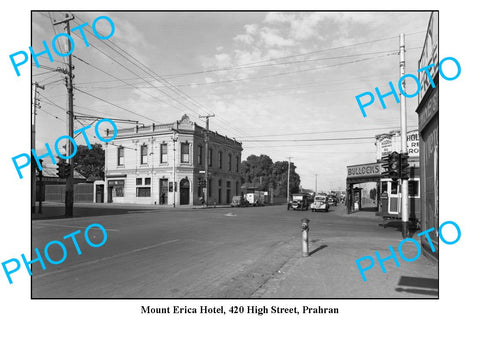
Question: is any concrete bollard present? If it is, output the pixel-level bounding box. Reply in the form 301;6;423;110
301;218;310;257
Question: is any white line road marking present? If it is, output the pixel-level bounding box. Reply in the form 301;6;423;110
33;223;119;232
33;239;180;279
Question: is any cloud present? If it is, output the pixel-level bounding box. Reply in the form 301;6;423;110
260;27;295;47
215;53;232;67
264;12;292;24
289;13;326;40
244;24;259;35
234;34;254;45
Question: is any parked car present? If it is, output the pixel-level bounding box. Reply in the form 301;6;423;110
311;195;329;212
327;194;338;206
231;196;249;207
289;194;310;211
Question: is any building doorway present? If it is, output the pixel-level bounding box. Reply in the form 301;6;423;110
96;184;104;203
159;179;168;205
107;186;113;203
180;178;190;205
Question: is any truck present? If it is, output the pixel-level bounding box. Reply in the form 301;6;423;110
288;193;311;211
245;191;265;206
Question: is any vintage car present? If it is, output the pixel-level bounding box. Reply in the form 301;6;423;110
231;195;249;207
288;194;310;211
311;195;329;212
327;194;338;206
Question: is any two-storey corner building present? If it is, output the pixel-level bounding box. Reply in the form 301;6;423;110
97;114;243;206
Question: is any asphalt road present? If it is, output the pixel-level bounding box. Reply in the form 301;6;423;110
31;204;430;298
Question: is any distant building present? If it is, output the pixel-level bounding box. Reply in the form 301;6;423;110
97;114;243;206
345;128;420;214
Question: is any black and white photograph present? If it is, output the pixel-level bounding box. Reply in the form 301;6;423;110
0;1;477;339
27;10;440;299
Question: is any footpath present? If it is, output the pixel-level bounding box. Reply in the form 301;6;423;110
255;206;439;298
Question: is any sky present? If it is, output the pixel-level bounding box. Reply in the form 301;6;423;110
31;11;431;191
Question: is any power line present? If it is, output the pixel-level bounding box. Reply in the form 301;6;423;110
164;54;394;87
74;87;157;124
243;141;374;148
162;49;402;79
70;16;205;117
43;78;64;87
72;55;186;112
71;50;405;89
33;70;57;77
242;136;375;143
102;32;243;135
162;32;424;79
236;126;419;138
38;108;65;122
38;92;66;111
72;13;253;139
73;71;395;91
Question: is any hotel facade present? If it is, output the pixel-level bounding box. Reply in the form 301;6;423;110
95;115;243;206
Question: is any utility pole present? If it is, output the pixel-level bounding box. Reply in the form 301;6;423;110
32;82;44;214
399;33;409;239
199;113;214;206
54;13;75;217
315;174;318;195
286;157;292;203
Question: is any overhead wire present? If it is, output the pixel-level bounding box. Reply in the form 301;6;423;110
162;49;400;79
67;18;419;132
72;13;252;139
72;55;186;112
70;15;207;117
241;136;375;143
38;108;65;122
38;12;246;145
162;31;426;79
74;87;157;124
236;125;419;138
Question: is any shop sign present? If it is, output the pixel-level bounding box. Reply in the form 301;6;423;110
347;163;381;179
377;135;392;160
406;130;419;157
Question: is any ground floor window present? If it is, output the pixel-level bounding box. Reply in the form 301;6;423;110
381;181;388;194
108;180;124;197
136;187;151;197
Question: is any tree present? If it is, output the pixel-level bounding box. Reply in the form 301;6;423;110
272;161;300;197
239;154;301;196
56;143;105;181
239;154;274;191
